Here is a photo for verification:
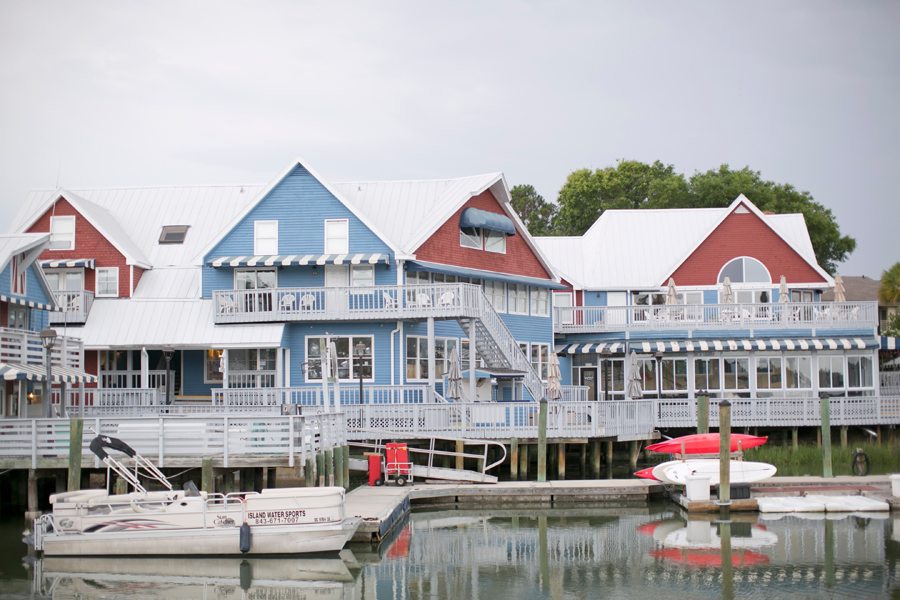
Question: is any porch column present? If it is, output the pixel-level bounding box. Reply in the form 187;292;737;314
468;319;477;402
284;348;291;387
427;317;436;391
17;380;26;419
222;349;229;389
141;347;149;389
276;347;284;389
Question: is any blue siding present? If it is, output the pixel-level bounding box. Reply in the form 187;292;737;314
703;290;718;304
286;322;398;387
584;291;607;307
0;262;51;305
204;264;395;297
181;350;217;396
203;165;393;297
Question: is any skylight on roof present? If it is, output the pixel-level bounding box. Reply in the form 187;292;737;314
159;226;190;244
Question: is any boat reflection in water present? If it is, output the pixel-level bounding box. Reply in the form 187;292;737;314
29;551;359;600
640;516;778;569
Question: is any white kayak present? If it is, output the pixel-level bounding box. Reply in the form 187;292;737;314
662;459;776;486
650;460;684;484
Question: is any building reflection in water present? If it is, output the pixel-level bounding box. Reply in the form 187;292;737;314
23;505;900;600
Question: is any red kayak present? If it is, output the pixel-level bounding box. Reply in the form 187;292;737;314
646;433;767;454
634;467;660;481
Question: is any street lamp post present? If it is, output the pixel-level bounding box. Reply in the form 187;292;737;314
40;328;58;418
355;341;366;404
163;347;175;405
654;351;664;400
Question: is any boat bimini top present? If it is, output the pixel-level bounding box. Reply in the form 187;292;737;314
89;434;173;494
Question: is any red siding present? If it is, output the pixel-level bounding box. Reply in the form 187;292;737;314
132;266;144;294
667;207;826;286
0;302;6;328
414;190;552;279
27;198;134;298
84;351;99;388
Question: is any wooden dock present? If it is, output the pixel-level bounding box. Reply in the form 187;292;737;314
345;479;665;542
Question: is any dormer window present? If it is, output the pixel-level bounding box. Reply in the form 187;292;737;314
159;225;190;244
459;207;515;252
460;226;482;249
50;216;75;250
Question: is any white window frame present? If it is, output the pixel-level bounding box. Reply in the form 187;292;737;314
324;219;349;255
530;287;550;317
553;292;573;324
637;358;657;394
818;354;846;390
253;220;278;256
350;265;374;287
717;256;772;285
755;356;783;393
50;215;75;250
44;268;84;291
785;355;812;392
406;336;458;382
234;268;277;290
96;267;119;298
204;350;224;384
531;343;550;382
460;226;482;250
723;357;750;392
847;354;874;391
305;335;374;383
694;357;721;392
508;283;529;315
484;229;506;254
661;358;689;394
484;280;506;313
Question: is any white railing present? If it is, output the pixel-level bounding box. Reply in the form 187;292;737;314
100;370;169;390
48;290;94;324
227;370;277;388
656;395;900;428
213;385;436;408
881;372;900;390
213;283;482;324
558;385;590;402
0;414;346;469
554;301;878;334
0;327;85;370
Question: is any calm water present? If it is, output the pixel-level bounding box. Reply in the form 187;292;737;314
3;502;900;599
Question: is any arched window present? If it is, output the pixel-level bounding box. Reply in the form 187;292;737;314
717;257;771;284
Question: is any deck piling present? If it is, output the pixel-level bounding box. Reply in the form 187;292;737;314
792;427;798;450
840;426;848;449
325;450;334;486
628;441;638;471
510;439;519;480
342;446;350;486
520;445;529;480
67;418;83;492
26;469;38;520
305;457;314;487
591;440;601;478
456;441;465;471
334;447;344;488
201;458;213;493
697;394;709;434
605;441;613;469
821;396;833;478
557;443;566;480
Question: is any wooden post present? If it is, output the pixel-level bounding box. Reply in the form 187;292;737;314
510;439;519;480
537;400;548;483
342;446;350;487
520;445;529;481
334;446;344;488
817;427;822;448
697;394;709;434
580;444;587;478
325;449;334;487
821;396;833;478
223;470;235;494
305;457;315;487
840;426;848;449
316;453;325;487
201;458;213;493
605;441;613;469
719;400;731;510
26;469;39;520
591;440;601;478
115;477;127;495
68;418;83;491
877;426;882;446
456;440;465;471
781;429;788;448
792;427;798;450
55;470;66;494
557;443;566;480
628;441;638;471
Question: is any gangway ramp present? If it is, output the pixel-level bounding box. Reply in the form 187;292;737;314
348;431;505;484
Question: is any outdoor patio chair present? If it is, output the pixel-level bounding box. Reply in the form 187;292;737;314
299;294;316;310
279;294;296;311
438;291;455;307
850;306;859;320
217;295;236;314
382;291;397;309
814;307;831;321
416;292;432;308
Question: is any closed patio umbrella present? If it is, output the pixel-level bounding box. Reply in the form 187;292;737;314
626;350;643;399
834;274;846;302
446;346;463;400
547;353;562;400
779;275;792;321
666;278;678;305
722;276;734;304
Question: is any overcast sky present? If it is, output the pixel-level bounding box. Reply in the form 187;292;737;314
0;1;896;276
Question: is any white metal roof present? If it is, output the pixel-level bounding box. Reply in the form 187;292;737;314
529;237;588;288
12;185;265;269
132;268;199;300
78;299;285;350
332;173;501;253
536;196;829;290
0;233;50;272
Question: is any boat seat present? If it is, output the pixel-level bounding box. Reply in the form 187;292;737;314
49;489;107;505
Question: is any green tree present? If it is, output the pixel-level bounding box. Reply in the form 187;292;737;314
879;263;900;306
553;161;856;274
509;184;558;237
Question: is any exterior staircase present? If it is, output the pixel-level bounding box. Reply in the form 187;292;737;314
457;292;546;401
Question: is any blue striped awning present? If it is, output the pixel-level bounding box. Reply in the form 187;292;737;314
208;253;391;268
881;336;899;350
0;294;61;312
556;342;627;354
40;258;96;269
0;362;97;383
625;338;876;353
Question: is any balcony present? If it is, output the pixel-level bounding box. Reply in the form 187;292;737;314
0;327;85;370
554;301;878;335
48;290;94;325
213;283;483;324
